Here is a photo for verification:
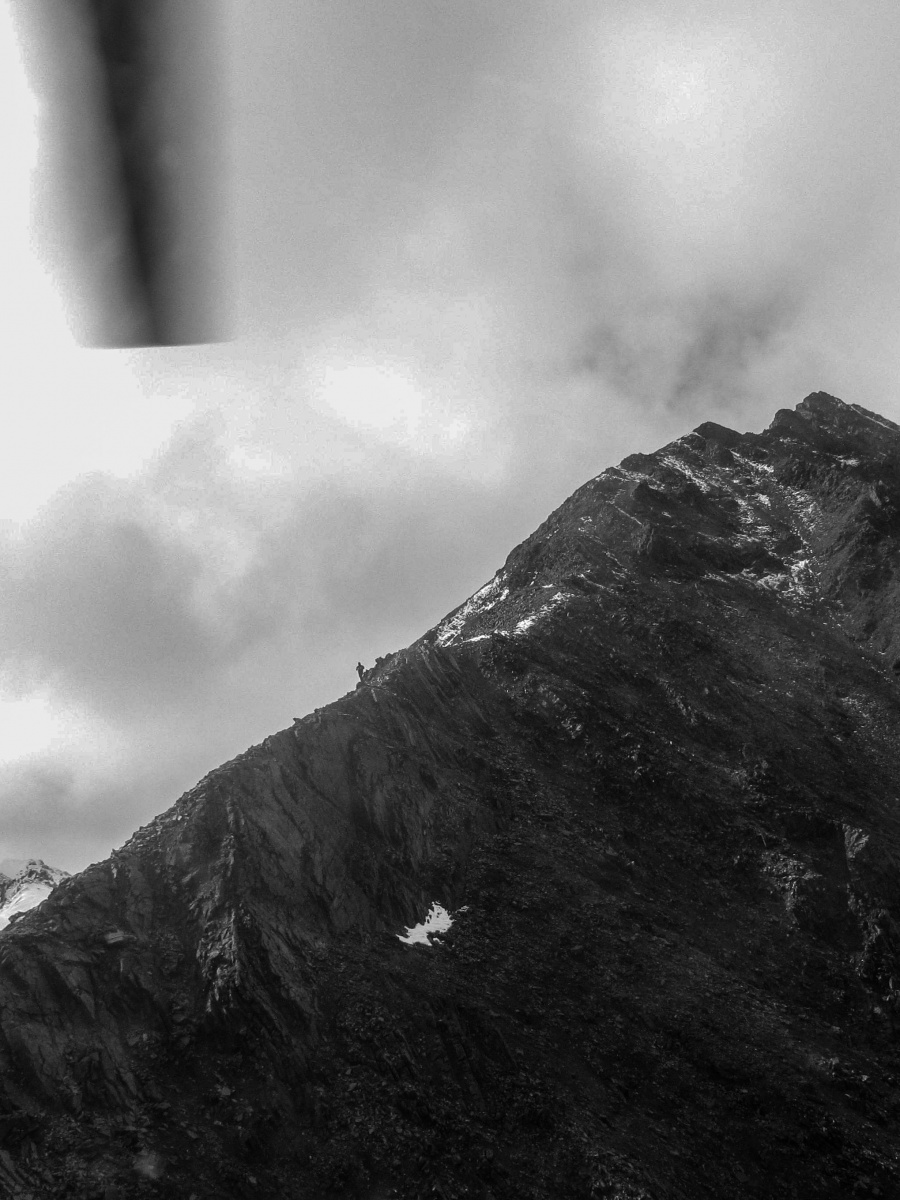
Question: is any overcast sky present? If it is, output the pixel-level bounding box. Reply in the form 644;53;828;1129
2;0;900;871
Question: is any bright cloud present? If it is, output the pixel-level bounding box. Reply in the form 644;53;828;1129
314;361;425;437
0;698;56;763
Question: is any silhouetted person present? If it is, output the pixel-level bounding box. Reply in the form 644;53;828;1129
356;662;365;681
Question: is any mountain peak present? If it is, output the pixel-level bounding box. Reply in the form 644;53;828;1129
798;388;900;431
2;395;900;1197
0;858;68;930
798;388;852;416
768;390;900;454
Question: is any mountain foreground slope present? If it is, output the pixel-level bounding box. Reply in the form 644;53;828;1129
4;393;900;1198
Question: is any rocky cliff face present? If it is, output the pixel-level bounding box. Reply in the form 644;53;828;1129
4;392;900;1198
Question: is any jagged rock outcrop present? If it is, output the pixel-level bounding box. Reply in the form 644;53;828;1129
4;392;900;1198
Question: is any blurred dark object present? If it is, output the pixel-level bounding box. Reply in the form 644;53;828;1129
82;0;227;346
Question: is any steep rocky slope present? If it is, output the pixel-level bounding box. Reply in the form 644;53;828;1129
4;393;900;1198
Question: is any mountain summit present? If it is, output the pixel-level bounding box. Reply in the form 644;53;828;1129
3;393;900;1198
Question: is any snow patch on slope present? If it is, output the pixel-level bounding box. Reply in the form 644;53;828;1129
513;591;570;636
436;576;508;647
397;902;456;946
660;453;718;493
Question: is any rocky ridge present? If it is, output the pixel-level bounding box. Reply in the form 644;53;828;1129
2;393;900;1197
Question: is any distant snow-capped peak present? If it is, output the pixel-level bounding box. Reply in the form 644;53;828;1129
0;859;69;930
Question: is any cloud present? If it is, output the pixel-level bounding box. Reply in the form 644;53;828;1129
0;403;532;871
5;0;900;871
569;290;799;420
0;477;222;715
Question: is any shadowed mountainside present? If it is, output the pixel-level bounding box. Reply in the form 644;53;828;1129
3;392;900;1197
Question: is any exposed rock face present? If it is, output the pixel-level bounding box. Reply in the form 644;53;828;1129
5;392;900;1197
0;861;69;932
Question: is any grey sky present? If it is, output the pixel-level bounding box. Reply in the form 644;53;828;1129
3;0;900;870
